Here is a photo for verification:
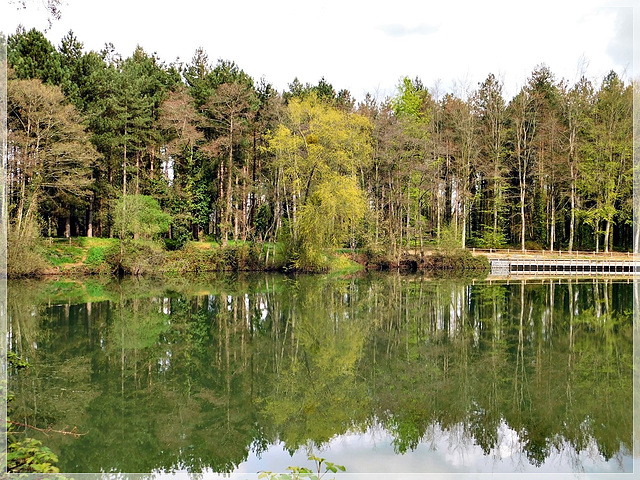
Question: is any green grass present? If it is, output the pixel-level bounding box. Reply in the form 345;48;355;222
42;243;84;266
37;237;364;276
84;247;106;265
77;237;119;248
327;252;363;274
40;237;119;269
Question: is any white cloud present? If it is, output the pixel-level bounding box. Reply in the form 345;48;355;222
378;23;440;37
606;7;633;76
2;0;634;102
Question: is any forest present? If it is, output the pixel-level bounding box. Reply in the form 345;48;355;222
5;27;635;272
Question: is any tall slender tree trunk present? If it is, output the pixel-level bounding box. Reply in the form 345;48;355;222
16;123;33;234
64;213;71;238
249;131;257;230
16;169;26;234
520;188;526;251
123;138;127;198
150;147;155;180
375;163;380;243
406;186;410;251
461;200;467;249
436;182;441;244
225;118;234;246
604;220;611;253
550;195;556;252
493;178;499;235
87;197;93;238
121;129;127;255
234;174;239;241
219;157;225;241
242;164;248;241
569;178;576;252
135;151;140;195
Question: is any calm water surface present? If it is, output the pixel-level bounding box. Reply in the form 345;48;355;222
8;274;633;475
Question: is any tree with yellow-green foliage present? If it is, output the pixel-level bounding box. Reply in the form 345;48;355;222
267;94;372;270
269;95;371;268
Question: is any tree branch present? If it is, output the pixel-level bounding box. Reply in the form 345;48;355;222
8;420;87;438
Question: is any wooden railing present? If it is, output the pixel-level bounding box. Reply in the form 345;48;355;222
491;257;639;276
470;248;634;258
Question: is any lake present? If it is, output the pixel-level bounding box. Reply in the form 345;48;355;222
7;273;634;476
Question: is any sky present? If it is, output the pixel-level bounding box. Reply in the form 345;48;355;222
1;0;637;103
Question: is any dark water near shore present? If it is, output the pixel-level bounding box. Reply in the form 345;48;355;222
8;274;633;474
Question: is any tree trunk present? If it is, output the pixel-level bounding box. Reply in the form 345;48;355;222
461;200;467;249
375;163;380;243
242;164;248;241
150;147;155;180
219;156;225;241
135;151;140;195
234;173;239;242
568;177;575;252
224;118;234;246
604;219;611;253
493;180;499;235
16;159;27;234
123;129;127;198
437;182;441;244
121;131;127;253
550;195;555;252
65;213;71;238
87;189;94;237
520;189;526;251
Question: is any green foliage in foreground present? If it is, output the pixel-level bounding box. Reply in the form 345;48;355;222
259;455;346;480
7;436;60;473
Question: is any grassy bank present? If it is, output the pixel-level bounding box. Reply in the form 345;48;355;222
8;237;366;278
8;236;494;279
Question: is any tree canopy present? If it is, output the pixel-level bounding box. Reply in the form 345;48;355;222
6;28;634;271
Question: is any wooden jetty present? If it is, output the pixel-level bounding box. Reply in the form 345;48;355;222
489;257;639;276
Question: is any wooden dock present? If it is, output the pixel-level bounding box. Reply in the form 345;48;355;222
489;258;639;276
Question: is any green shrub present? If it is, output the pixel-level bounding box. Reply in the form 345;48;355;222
279;224;329;273
113;195;171;240
361;243;387;263
166;212;192;250
475;226;507;249
220;243;264;271
427;249;489;271
105;240;166;275
524;240;545;251
438;224;462;251
164;238;184;251
7;224;47;278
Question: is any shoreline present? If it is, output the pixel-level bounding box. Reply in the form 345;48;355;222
10;236;635;280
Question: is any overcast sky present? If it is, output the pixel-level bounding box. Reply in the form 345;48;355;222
1;0;637;102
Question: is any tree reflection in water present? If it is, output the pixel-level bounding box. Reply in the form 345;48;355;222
8;275;633;473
